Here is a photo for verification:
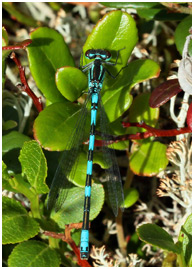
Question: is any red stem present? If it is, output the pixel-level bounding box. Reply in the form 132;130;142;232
10;52;43;112
2;39;32;50
94;122;192;146
45;223;91;267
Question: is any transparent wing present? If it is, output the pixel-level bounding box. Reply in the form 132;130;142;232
47;94;91;212
98;94;124;216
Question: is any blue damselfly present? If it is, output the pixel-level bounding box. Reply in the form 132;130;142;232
48;48;126;259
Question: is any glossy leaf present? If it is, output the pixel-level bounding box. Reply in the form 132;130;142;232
178;214;192;267
137;223;181;254
149;79;182;108
8;240;60;267
2;197;39;244
101;85;133;123
109;118;129;150
123;187;139;208
27;27;75;103
108;59;160;92
33;102;90;151
83;10;138;76
67;149;87;187
101;2;161;9
2;131;31;154
128;92;159;134
69;147;122;186
186;103;192;130
19;141;49;194
130;141;168;176
2;120;17;131
51;183;104;228
102;59;160;122
175;16;192;56
56;67;87;101
137;7;186;21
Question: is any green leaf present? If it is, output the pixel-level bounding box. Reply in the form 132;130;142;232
102;59;160;122
8;240;60;267
123;187;139;208
130;141;168;176
2;161;34;196
2;131;31;154
56;67;87;101
2;161;11;181
108;118;129;150
51;183;104;228
27;27;75;103
175;16;192;56
2;197;39;244
83;10;138;75
129;93;159;124
127;92;159;135
2;161;18;192
19;141;49;194
2;161;31;193
2;26;8;46
178;214;192;267
70;150;87;186
137;223;181;254
101;85;133;123
101;2;162;9
127;232;145;258
137;6;187;21
2;120;17;131
105;59;160;92
33;102;90;151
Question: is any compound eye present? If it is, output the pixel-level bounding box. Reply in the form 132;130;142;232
85;49;96;59
101;50;111;61
100;53;107;60
105;50;111;59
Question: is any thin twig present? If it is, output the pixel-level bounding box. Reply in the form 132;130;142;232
2;39;32;50
10;52;43;112
160;2;192;15
45;223;91;267
94;122;192;146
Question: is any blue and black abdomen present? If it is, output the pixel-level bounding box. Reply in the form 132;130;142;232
80;90;99;259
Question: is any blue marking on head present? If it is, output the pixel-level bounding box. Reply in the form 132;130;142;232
85;49;112;62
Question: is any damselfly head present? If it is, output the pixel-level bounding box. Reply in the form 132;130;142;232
85;49;112;61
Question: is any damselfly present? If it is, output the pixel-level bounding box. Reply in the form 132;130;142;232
48;48;126;259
